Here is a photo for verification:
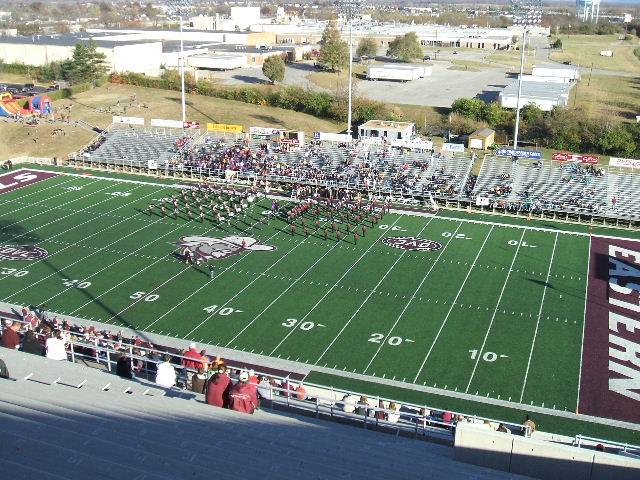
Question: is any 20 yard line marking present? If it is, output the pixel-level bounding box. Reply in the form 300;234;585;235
362;221;464;374
465;229;526;393
412;225;495;383
223;216;404;349
519;232;558;403
271;216;421;356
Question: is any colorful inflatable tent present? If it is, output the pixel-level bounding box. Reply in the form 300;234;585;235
29;95;53;115
0;92;34;118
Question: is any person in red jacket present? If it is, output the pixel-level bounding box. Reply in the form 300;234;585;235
205;368;231;408
228;371;259;414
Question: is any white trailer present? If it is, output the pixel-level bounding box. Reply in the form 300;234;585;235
366;64;427;82
531;64;580;82
188;54;246;71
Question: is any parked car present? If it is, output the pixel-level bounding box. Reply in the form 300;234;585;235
423;55;431;61
0;84;7;91
22;83;35;92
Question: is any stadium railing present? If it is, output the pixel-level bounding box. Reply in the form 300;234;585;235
574;435;640;458
21;323;532;442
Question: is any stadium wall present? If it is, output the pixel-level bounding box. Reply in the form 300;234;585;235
454;423;640;480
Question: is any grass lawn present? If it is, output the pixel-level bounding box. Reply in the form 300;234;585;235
484;50;541;72
570;73;640;122
550;34;640;73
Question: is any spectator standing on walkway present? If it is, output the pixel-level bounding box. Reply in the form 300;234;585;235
116;352;133;378
45;329;67;360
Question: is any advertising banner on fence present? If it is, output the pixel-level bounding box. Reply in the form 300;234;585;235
112;116;145;126
610;157;640;169
250;126;281;136
150;119;183;129
147;160;158;170
207;123;241;133
495;147;541;159
442;143;465;153
184;121;201;129
313;132;352;143
552;152;599;164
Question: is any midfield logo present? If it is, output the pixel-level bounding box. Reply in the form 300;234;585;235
382;236;443;251
0;245;49;260
172;235;277;261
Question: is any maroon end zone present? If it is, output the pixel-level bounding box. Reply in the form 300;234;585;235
0;169;58;194
580;235;640;424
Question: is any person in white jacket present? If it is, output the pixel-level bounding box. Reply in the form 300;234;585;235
155;354;176;388
45;329;67;361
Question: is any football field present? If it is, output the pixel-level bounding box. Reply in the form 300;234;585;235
1;167;639;437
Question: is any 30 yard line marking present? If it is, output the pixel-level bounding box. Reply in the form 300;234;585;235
519;232;558;403
412;225;495;383
362;221;464;374
224;216;404;349
271;216;426;356
465;229;526;393
0;184;170;292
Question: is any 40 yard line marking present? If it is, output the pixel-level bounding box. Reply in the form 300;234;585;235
271;216;424;357
412;225;495;383
464;228;526;393
519;232;558;403
362;221;464;374
223;216;404;349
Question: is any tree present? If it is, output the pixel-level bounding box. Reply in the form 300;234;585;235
386;32;423;62
482;102;508;126
318;21;349;72
61;39;108;84
356;37;377;58
451;98;486;121
552;38;563;49
262;54;285;84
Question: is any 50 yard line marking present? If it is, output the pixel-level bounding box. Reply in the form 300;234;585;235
362;221;464;374
412;225;495;383
519;232;558;403
223;216;404;349
271;216;424;357
464;228;526;393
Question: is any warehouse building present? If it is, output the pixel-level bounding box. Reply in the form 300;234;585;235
499;79;571;111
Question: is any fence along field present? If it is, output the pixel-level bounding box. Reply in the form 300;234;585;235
0;168;639;432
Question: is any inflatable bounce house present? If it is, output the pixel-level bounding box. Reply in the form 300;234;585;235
0;93;53;118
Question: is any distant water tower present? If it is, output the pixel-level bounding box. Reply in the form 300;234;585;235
576;0;601;23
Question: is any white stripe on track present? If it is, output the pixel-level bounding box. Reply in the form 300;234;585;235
464;229;526;393
519;232;558;402
412;225;495;383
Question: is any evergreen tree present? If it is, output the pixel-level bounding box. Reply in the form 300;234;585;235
61;39;108;84
318;21;349;72
262;54;285;84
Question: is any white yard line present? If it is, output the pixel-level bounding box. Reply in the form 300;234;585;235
576;235;592;411
362;222;464;374
28;168;181;188
437;214;592;237
224;216;404;349
271;216;425;356
518;232;558;403
464;229;526;393
412;225;495;383
0;185;168;290
312;224;412;364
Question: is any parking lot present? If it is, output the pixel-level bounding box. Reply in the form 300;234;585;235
0;82;52;97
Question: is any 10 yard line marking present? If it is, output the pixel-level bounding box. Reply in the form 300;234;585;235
223;217;403;349
412;225;495;383
178;215;331;337
519;232;558;403
464;229;526;393
271;215;419;357
362;221;463;374
0;185;169;294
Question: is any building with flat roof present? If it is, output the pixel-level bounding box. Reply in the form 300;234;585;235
359;120;415;140
499;79;571;111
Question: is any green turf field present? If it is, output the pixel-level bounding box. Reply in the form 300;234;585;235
1;167;592;408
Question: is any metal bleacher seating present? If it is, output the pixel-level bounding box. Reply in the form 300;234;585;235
0;348;531;480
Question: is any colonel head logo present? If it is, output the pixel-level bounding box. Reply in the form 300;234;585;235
172;236;276;261
0;245;49;260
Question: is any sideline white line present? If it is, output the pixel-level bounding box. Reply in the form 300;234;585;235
412;225;495;383
0;184;166;290
224;216;404;349
464;229;526;393
28;167;181;188
271;216;419;356
519;232;558;403
576;235;592;411
362;221;463;374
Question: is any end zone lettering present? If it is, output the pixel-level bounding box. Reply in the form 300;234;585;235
0;169;58;194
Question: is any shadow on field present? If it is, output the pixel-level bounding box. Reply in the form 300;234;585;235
0;221;41;244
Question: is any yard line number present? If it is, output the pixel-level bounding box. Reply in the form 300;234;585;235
442;232;472;240
368;332;414;346
469;349;509;362
130;291;160;302
203;305;243;316
282;318;325;331
63;278;91;288
508;240;536;248
1;268;28;277
105;192;132;197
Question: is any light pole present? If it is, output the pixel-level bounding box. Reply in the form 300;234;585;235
336;0;364;138
512;0;541;150
166;0;192;126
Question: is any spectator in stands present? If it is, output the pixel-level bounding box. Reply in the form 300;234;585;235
497;423;510;434
342;393;359;414
22;307;39;330
155;354;176;388
355;396;369;416
182;342;203;373
387;402;401;423
295;382;307;400
522;415;536;434
257;376;274;404
191;366;207;394
205;367;231;408
116;352;134;378
228;371;259;414
375;400;388;421
2;321;21;350
45;329;67;360
20;330;44;356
